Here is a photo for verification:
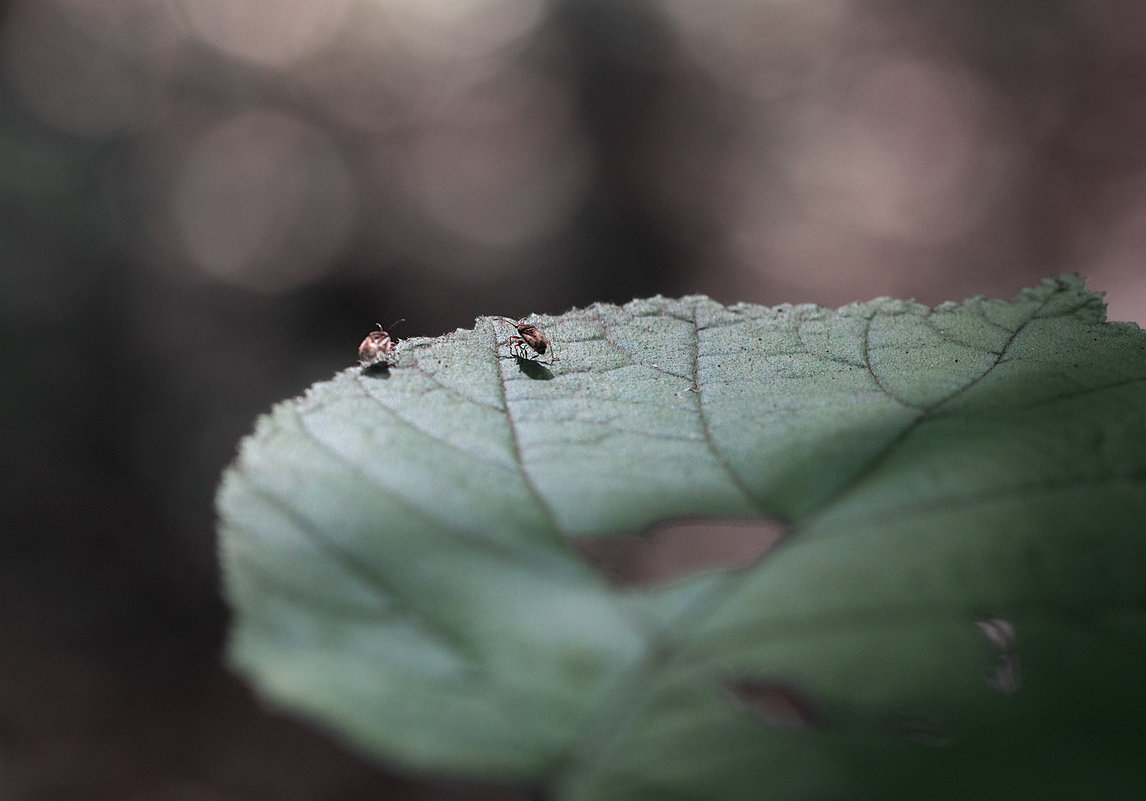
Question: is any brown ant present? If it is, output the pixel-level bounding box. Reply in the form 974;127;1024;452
357;319;404;368
494;316;557;363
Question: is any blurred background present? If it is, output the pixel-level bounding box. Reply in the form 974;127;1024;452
3;0;1146;798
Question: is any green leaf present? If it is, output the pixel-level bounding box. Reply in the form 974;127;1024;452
217;275;1146;799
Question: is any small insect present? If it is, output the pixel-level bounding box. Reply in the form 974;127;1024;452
357;321;403;368
494;316;557;363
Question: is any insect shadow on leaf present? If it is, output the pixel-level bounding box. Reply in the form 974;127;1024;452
361;360;392;377
514;356;554;380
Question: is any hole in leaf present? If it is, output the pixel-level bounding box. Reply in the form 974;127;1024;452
725;678;822;731
575;518;788;588
976;616;1021;694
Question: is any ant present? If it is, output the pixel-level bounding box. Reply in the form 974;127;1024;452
494;316;557;364
357;319;404;368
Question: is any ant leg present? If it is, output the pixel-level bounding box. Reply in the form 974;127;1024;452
501;335;521;359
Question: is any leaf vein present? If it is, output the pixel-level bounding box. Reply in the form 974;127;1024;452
827;281;1070;511
690;301;771;513
238;477;474;657
488;319;563;533
350;378;517;472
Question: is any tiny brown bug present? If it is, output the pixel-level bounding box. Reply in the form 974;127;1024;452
357;321;403;368
494;316;557;363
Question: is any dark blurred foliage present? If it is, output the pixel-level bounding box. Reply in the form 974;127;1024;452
1;0;1145;797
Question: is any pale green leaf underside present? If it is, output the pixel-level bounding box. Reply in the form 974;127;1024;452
218;275;1146;799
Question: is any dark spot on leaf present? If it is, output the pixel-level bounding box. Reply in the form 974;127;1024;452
361;363;392;378
725;678;821;730
575;518;787;588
